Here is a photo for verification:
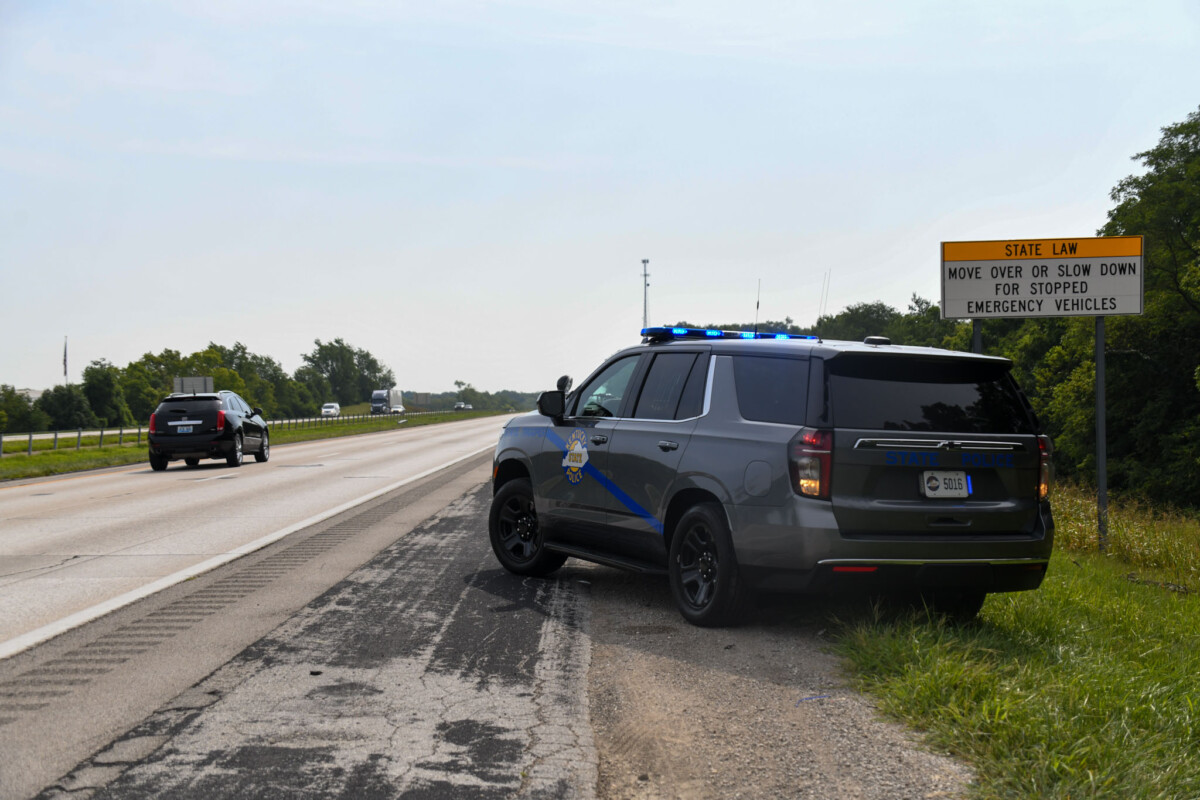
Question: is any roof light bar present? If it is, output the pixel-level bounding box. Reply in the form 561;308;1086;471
641;326;819;342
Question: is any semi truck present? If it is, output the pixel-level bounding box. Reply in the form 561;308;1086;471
370;388;404;414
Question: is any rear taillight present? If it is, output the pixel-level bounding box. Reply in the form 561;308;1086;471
789;427;833;499
1037;434;1053;501
216;410;226;432
149;413;157;434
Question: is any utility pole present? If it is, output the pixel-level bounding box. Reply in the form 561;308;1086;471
642;259;650;329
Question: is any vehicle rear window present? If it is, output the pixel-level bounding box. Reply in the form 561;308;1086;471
732;355;808;425
156;398;219;414
827;354;1035;434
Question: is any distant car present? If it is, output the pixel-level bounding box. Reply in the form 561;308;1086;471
148;390;269;470
464;404;473;410
321;403;341;417
454;402;466;410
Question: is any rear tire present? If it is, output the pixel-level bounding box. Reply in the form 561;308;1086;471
254;431;270;462
226;433;243;467
669;503;746;627
149;450;168;471
489;478;567;577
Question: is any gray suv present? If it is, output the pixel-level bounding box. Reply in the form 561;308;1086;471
489;327;1053;625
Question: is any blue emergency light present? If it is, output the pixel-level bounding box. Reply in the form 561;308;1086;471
641;326;819;342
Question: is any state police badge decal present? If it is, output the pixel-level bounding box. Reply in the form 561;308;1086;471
561;429;589;484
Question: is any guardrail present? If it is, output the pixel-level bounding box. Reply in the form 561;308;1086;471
0;409;465;458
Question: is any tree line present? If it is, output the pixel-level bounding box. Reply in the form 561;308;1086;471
1;338;396;434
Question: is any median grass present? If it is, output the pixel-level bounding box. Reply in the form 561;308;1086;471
833;482;1200;799
0;410;507;482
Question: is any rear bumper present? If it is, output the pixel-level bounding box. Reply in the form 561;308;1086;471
742;558;1049;594
148;435;234;460
729;496;1054;594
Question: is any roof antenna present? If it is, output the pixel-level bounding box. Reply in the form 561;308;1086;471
753;278;761;335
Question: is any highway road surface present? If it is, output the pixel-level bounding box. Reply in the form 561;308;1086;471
0;414;517;658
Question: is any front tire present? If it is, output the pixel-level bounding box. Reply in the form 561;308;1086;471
226;433;243;467
149;450;168;471
489;478;566;577
669;503;746;627
254;430;270;462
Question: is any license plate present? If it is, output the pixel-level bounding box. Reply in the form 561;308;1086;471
177;426;193;434
922;470;969;498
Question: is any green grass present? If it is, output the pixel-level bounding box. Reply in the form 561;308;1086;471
2;428;150;455
0;410;506;482
833;482;1200;799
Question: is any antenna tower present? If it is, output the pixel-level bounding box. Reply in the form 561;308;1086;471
642;259;650;328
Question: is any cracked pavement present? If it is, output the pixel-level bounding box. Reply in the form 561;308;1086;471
37;487;597;799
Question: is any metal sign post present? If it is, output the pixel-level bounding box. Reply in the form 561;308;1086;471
1096;316;1108;551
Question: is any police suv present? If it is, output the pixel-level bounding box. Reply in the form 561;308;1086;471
489;327;1054;626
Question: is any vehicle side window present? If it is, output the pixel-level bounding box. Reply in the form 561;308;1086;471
633;353;698;420
675;354;709;420
732;355;808;425
574;356;641;418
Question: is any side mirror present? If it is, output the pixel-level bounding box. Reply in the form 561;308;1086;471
556;375;573;393
252;407;263;417
537;390;565;419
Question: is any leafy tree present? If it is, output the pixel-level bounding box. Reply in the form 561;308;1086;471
0;384;51;433
1085;106;1200;503
35;385;100;430
121;362;166;422
814;301;899;341
302;339;360;405
82;359;135;427
1103;107;1200;313
130;349;185;394
884;295;966;348
302;338;393;406
294;365;332;410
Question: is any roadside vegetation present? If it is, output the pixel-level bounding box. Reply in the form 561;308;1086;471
834;481;1200;799
0;410;505;482
2;338;538;450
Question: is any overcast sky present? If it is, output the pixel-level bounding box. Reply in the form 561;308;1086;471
2;1;1198;395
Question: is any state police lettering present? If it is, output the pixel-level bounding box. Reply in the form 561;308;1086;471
885;451;939;466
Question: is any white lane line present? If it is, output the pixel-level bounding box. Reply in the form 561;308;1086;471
0;444;494;661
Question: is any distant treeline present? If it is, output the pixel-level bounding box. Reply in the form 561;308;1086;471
1;338;539;436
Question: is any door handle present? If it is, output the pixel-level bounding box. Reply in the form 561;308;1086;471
590;435;608;445
657;440;679;452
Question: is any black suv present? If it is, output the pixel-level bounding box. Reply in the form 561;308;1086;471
148;391;269;470
489;327;1053;625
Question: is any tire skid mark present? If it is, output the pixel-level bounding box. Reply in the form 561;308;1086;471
40;485;597;799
